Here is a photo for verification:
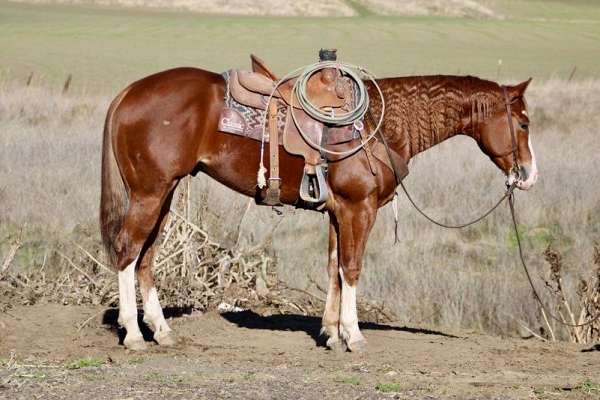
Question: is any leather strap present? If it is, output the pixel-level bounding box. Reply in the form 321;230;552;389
502;86;520;175
365;110;407;184
358;125;377;176
265;101;281;205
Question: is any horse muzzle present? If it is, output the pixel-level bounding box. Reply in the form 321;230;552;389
507;164;538;190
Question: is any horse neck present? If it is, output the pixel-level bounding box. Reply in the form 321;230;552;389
372;76;495;159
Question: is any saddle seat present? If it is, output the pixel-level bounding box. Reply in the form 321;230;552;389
230;55;353;111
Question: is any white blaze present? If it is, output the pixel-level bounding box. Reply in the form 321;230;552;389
520;135;538;189
527;135;538;180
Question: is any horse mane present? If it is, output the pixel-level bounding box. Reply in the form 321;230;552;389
372;75;504;156
463;76;505;139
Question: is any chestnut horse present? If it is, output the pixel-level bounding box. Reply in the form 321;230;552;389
100;68;537;351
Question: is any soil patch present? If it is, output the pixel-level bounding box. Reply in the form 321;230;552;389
1;304;599;399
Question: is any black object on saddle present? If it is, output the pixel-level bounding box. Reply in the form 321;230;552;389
319;48;338;62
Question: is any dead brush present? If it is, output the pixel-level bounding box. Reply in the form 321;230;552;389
0;178;395;323
538;244;600;343
0;180;278;312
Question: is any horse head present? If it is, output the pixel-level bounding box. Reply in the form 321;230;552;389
476;79;538;190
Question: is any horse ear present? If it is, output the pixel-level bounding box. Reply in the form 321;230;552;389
509;78;532;99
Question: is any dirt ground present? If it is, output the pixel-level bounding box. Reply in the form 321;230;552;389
1;304;599;399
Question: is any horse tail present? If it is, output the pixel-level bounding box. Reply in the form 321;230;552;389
99;88;130;268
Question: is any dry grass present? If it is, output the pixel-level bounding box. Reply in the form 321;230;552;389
2;0;506;18
8;0;357;16
1;76;599;340
361;0;498;18
537;244;600;343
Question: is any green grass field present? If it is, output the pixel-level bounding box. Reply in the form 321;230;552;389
1;1;599;92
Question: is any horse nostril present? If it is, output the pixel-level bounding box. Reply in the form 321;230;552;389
519;166;529;181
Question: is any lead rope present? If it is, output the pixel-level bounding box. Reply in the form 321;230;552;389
398;181;515;229
508;192;600;328
400;176;600;329
503;87;599;327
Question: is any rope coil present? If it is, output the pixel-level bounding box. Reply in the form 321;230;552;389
257;61;387;188
289;62;386;157
294;61;370;126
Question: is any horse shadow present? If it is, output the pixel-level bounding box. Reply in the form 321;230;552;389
581;344;600;353
102;307;193;344
220;310;458;347
102;307;457;346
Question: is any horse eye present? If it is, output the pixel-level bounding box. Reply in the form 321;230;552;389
520;123;529;131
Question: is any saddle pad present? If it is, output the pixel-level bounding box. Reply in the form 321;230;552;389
218;72;286;142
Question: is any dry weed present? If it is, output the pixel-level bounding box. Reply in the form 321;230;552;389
9;0;356;16
537;245;600;343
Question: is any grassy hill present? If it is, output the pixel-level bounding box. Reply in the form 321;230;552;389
1;0;599;92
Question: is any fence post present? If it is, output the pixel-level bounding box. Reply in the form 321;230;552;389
62;74;72;93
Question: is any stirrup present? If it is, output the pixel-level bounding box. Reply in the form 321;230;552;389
299;164;329;204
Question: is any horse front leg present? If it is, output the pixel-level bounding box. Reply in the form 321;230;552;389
321;216;344;351
334;196;377;352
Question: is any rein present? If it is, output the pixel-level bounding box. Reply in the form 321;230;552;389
398;180;514;229
386;86;600;330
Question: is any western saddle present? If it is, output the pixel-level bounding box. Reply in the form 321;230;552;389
218;49;406;208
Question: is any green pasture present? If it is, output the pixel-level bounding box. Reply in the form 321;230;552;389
0;1;599;92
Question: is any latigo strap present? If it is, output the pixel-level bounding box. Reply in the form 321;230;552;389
265;101;282;205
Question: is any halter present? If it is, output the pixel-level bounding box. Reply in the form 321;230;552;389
501;85;521;182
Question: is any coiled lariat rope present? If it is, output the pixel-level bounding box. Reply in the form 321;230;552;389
294;61;371;126
290;61;386;156
257;61;386;187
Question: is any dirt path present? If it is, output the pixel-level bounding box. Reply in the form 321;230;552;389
1;304;599;399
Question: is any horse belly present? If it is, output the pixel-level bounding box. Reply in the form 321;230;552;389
196;132;304;204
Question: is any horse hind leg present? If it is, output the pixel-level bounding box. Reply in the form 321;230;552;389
137;188;177;346
118;256;145;350
115;183;176;351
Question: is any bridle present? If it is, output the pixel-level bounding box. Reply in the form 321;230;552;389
501;85;522;183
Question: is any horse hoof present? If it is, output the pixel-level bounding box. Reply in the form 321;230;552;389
326;337;347;353
155;331;177;346
347;339;367;353
124;336;148;351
